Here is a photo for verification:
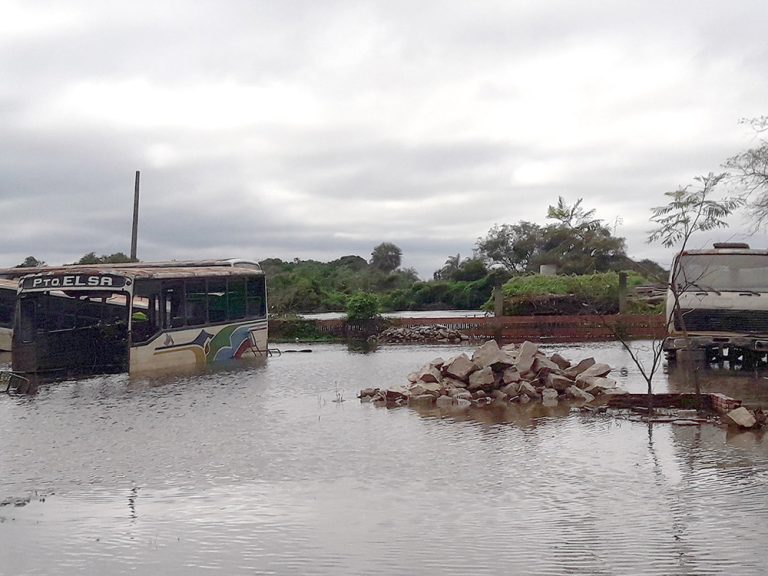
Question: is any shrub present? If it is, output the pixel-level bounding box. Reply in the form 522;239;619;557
495;271;654;315
346;292;380;322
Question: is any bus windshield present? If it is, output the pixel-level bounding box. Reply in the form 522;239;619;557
676;254;768;292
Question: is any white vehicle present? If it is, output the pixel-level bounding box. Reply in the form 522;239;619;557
12;259;268;380
664;243;768;363
0;278;16;351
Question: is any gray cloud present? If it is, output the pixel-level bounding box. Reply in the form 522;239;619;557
1;0;767;277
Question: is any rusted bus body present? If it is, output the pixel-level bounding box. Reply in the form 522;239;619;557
664;243;768;359
0;278;16;351
12;260;268;379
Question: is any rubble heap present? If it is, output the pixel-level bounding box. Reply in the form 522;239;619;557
359;339;627;408
377;324;470;344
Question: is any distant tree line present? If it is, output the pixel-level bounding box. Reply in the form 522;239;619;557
14;252;136;268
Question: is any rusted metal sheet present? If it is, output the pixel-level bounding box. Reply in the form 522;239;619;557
271;314;666;342
388;314;665;342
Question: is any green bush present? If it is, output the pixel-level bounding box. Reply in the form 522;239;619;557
346;292;380;322
494;271;653;315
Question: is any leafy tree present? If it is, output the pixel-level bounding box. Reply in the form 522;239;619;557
538;219;626;275
617;172;744;411
475;200;626;275
451;258;489;282
546;196;600;229
434;254;489;281
15;256;46;268
539;197;627;274
648;173;743;247
629;259;669;283
725;116;768;226
73;252;136;265
346;292;380;322
434;254;461;280
330;255;369;271
475;221;543;273
370;242;402;273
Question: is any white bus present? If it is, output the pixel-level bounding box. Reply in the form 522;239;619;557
12;259;268;379
0;278;16;351
664;243;768;363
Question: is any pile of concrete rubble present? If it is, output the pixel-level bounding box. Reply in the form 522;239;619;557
358;339;627;408
377;324;469;344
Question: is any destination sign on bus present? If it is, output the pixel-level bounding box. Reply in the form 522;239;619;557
21;274;128;291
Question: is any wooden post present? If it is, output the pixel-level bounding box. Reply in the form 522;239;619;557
618;271;627;314
493;287;504;317
493;287;504;342
130;171;140;261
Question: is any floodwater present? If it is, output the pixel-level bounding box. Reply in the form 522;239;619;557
1;341;767;576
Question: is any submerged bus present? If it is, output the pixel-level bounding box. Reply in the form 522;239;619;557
664;243;768;363
12;259;268;379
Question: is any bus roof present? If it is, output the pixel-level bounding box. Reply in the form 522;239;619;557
0;278;17;290
680;248;768;256
11;260;265;292
1;259;263;281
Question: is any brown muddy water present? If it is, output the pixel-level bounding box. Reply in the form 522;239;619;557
1;342;767;576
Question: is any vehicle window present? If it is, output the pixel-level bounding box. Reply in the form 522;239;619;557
246;277;266;318
228;278;246;320
207;278;227;323
185;280;207;326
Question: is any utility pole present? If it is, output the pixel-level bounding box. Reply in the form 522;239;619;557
130;170;140;261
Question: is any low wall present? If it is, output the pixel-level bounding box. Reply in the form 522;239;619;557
270;314;666;343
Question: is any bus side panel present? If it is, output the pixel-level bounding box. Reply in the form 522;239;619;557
0;328;11;352
129;320;268;373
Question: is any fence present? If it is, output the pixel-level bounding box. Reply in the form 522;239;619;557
270;314;666;343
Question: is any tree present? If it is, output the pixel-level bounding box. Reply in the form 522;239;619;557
475;221;543;273
648;173;743;248
476;199;628;275
546;196;600;229
434;254;489;281
538;222;626;274
434;254;461;280
370;242;402;273
346;292;380;322
73;252;137;265
726;116;768;226
541;197;626;274
615;173;743;412
15;256;46;268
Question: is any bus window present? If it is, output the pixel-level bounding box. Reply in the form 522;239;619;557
18;298;37;342
228;278;246;320
185;280;207;326
246;277;266;318
0;290;14;328
162;284;185;328
207;278;227;323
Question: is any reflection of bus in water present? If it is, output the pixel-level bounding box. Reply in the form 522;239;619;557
666;364;768;409
0;278;16;351
12;260;268;379
664;243;768;364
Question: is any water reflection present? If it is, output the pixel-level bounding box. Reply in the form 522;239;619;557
667;362;768;408
1;342;767;575
410;397;573;426
346;339;378;354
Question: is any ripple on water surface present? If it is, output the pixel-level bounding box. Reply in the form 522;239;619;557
1;342;767;575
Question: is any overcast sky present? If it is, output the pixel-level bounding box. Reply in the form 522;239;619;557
2;0;767;277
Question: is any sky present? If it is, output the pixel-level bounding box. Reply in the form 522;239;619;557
2;0;768;278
